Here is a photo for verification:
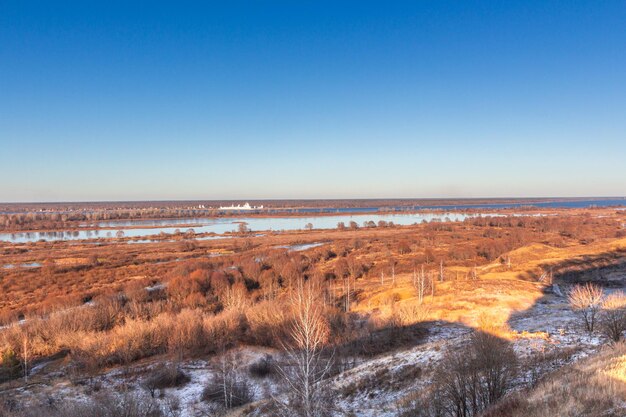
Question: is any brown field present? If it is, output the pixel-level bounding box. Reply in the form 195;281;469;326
1;207;626;416
1;207;624;321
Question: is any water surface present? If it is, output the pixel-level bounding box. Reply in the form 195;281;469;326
0;212;483;243
2;262;42;269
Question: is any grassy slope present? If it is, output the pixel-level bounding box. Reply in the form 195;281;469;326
351;237;626;331
487;343;626;417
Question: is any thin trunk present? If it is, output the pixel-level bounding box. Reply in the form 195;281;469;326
439;260;444;282
23;337;28;383
430;271;435;297
345;277;350;312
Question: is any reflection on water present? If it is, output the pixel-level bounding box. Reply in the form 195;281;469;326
1;212;496;243
2;262;42;269
274;242;327;252
126;235;234;244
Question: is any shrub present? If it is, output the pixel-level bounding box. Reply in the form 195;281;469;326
0;348;21;383
202;310;245;353
600;291;626;342
393;303;430;326
248;354;275;378
569;283;604;333
164;309;205;354
143;363;190;397
201;377;252;408
202;354;253;409
427;331;518;417
2;390;164;417
244;301;290;347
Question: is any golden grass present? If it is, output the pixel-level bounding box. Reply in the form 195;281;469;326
352;271;543;339
354;238;626;314
601;351;626;383
350;236;626;341
493;343;626;417
481;236;626;282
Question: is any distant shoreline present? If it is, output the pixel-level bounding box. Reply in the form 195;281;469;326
1;196;624;211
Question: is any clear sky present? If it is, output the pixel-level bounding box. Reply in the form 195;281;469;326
1;1;625;202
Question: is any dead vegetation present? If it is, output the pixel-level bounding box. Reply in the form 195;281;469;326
400;331;518;417
1;208;625;415
483;343;626;417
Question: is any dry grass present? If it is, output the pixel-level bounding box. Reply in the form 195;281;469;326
2;209;623;320
2;209;626;401
486;343;626;417
349;235;626;338
351;271;543;340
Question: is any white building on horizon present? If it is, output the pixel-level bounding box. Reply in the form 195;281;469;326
218;202;263;210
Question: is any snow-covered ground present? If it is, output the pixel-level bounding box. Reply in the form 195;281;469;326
327;290;608;417
329;323;467;416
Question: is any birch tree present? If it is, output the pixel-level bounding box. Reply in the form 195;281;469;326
276;279;333;417
203;351;252;409
413;264;428;304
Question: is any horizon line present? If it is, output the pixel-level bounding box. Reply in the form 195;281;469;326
1;196;625;205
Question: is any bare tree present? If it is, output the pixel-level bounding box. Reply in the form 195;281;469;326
538;268;553;285
387;255;397;285
429;270;436;297
346;254;362;305
203;351;252;409
430;331;517;417
470;266;478;281
238;222;249;234
305;222;314;231
142;363;189;399
20;336;29;383
276;279;333;417
569;283;604;333
223;281;249;311
439;259;445;282
413;264;428;304
600;291;626;342
334;258;350;312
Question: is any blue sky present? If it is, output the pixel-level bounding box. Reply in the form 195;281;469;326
1;1;625;202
